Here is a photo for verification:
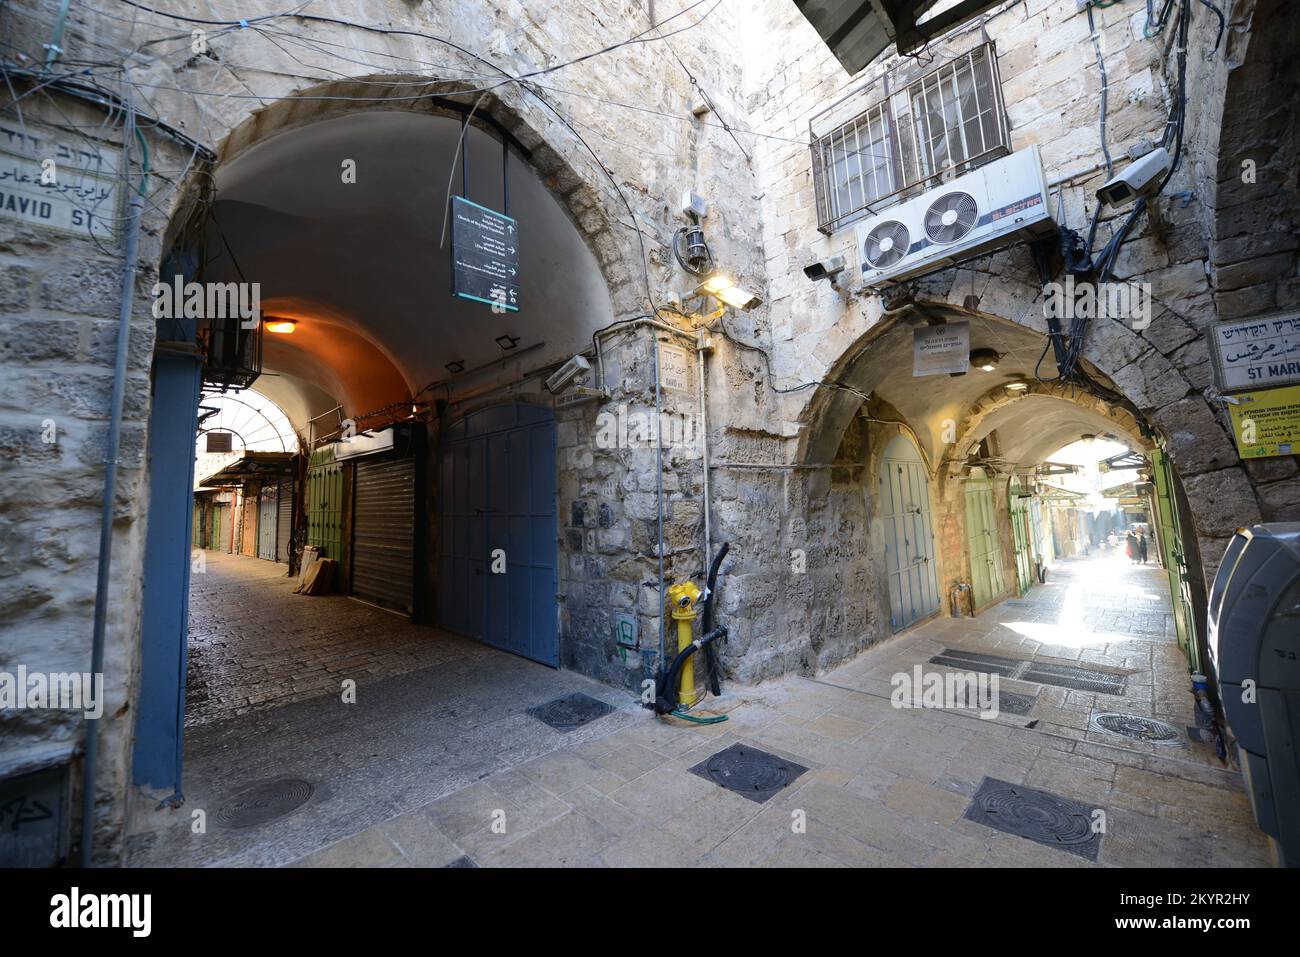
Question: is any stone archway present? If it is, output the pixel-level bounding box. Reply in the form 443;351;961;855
162;74;642;319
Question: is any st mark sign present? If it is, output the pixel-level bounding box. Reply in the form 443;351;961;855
450;195;519;312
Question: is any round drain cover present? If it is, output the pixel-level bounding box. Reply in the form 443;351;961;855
1092;713;1182;745
701;746;795;796
215;778;314;829
972;781;1095;847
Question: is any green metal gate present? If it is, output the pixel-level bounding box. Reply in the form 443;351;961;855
1152;447;1200;671
965;469;1007;609
306;447;345;567
1009;476;1033;596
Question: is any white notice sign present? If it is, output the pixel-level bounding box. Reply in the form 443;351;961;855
659;342;692;393
0;118;121;243
913;321;970;377
1210;312;1300;392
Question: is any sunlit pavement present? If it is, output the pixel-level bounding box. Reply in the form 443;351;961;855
133;552;1271;867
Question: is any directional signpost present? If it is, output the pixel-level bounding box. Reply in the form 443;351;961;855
450;195;519;312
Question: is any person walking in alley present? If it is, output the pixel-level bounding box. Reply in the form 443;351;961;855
1125;530;1138;563
1138;531;1149;564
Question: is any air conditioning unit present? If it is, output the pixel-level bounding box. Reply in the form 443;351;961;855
856;146;1056;288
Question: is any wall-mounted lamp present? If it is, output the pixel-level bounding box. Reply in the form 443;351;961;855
696;273;762;311
264;318;297;334
970;348;1000;372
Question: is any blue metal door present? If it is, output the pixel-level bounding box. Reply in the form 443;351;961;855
438;403;558;666
879;434;940;631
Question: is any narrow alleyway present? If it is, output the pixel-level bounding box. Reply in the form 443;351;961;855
186;552;458;727
128;550;1270;868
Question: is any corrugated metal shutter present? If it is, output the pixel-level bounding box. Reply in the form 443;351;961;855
276;480;293;563
352;457;414;615
257;487;278;560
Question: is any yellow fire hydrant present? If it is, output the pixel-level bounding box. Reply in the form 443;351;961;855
667;580;703;708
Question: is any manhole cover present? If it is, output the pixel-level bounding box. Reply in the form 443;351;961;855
215;778;314;829
1090;712;1183;745
993;690;1037;716
964;777;1103;861
527;692;613;732
688;743;808;803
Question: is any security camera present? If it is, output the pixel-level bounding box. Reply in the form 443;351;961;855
545;354;590;394
1096;146;1173;208
804;255;847;283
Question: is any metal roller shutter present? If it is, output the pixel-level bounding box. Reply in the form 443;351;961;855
276;480;293;563
257;486;278;560
352;457;415;615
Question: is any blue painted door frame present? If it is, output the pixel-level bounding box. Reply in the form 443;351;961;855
132;348;203;796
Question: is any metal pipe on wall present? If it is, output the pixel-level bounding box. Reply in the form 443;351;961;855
651;329;666;670
82;100;144;867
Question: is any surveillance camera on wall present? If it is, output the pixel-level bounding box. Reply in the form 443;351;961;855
545;354;590;394
803;255;847;283
1096;146;1173;208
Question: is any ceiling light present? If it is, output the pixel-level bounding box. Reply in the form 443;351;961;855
1081;433;1096;443
970;348;1000;372
496;335;519;350
445;360;464;374
696;273;761;311
1005;381;1029;391
264;318;297;334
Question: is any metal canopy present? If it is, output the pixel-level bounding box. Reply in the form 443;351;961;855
793;0;1004;73
198;451;296;487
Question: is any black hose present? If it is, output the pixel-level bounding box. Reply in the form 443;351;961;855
653;626;729;715
700;542;730;696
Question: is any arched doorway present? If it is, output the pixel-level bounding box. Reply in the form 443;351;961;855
877;434;940;631
135;80;621;836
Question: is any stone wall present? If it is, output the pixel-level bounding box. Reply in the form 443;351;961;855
739;0;1297;622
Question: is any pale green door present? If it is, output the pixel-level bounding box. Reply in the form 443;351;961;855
1152;448;1200;671
965;469;1007;608
1009;477;1033;596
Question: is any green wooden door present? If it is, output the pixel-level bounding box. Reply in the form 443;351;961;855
1010;477;1033;596
965;470;1007;608
306;448;345;565
1151;448;1200;671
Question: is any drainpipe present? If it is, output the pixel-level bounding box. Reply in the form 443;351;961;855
651;330;666;670
81;100;144;867
696;330;712;586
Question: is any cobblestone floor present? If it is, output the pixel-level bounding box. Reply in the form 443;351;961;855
135;551;1271;868
186;551;456;727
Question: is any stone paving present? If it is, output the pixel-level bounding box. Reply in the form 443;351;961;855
186;551;455;727
137;551;1272;868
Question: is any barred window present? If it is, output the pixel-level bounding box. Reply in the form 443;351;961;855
811;42;1010;235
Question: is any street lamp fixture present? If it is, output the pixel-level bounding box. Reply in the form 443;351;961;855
264;318;297;334
695;273;761;311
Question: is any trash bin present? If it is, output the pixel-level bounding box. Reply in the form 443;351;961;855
1207;523;1300;867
